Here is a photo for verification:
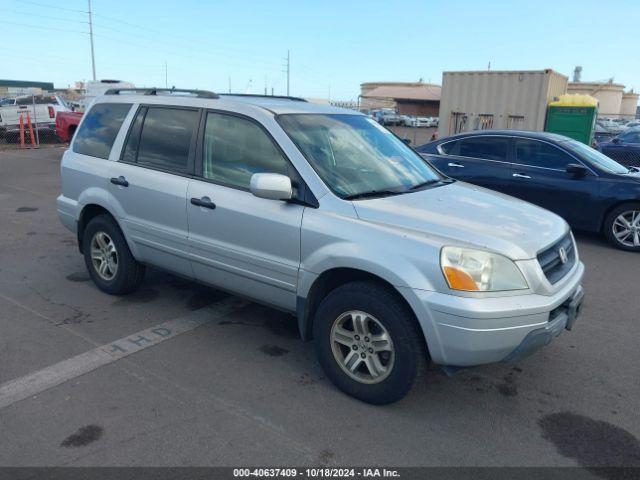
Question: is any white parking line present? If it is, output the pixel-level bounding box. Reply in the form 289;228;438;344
0;296;247;410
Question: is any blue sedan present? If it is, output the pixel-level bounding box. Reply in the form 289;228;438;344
598;127;640;167
416;130;640;251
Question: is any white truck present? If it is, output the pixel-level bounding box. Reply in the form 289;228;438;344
0;95;70;141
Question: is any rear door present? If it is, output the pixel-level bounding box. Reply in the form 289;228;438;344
187;110;304;311
428;135;513;194
508;137;600;229
108;105;200;278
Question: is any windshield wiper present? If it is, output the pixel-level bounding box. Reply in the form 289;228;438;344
343;189;405;200
407;179;452;191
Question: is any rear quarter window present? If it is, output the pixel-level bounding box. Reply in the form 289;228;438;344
73;103;132;159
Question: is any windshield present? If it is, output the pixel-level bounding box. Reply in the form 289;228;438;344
565;140;629;174
277;114;442;198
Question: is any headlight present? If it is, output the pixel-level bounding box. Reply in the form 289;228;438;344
440;246;528;292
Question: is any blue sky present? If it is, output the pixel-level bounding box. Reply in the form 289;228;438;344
2;0;638;100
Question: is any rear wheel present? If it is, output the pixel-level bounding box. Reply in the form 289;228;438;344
313;281;427;404
83;214;145;294
604;203;640;252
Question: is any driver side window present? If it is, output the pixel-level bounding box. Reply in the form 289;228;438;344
202;112;289;189
515;139;574;170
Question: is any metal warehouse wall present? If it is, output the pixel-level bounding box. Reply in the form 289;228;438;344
438;70;568;136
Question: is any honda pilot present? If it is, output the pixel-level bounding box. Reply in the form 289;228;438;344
57;89;585;404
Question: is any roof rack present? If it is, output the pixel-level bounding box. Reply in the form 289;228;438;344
218;93;307;102
104;88;219;99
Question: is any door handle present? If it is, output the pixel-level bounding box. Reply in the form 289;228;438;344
448;162;464;168
110;176;129;187
512;173;531;179
190;196;216;210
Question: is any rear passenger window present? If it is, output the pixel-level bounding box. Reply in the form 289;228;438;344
458;137;509;161
202;112;289;189
439;140;460;155
73;103;131;159
135;107;199;173
515;139;573;169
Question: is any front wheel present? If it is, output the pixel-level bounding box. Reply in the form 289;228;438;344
603;203;640;252
313;281;427;404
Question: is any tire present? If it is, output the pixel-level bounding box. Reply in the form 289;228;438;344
83;214;145;294
313;281;428;405
603;203;640;252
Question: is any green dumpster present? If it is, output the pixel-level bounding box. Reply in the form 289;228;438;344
545;94;598;145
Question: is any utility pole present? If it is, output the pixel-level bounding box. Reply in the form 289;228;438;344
228;77;231;93
286;50;290;96
164;61;168;88
87;0;96;81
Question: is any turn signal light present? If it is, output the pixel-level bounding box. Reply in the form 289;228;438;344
443;266;479;291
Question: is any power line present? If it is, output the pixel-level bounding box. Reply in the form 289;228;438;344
15;0;87;14
0;8;88;24
1;20;87;35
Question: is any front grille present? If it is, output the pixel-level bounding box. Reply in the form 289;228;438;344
537;232;576;284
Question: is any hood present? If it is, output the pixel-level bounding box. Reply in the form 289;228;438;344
352;182;568;260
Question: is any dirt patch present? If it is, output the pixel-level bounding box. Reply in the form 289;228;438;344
66;272;90;282
496;372;518;397
539;412;640;477
260;345;289;357
113;288;159;305
60;425;103;447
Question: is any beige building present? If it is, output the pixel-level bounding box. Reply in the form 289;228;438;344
621;91;639;119
567;81;625;118
359;82;441;116
438;69;568;136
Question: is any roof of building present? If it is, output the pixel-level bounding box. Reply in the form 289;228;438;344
361;84;441;102
0;79;54;90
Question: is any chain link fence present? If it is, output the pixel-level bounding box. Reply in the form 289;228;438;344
0;94;64;149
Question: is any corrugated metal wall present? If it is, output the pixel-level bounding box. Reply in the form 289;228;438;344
438;70;568;137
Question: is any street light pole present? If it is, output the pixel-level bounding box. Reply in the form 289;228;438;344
88;0;96;81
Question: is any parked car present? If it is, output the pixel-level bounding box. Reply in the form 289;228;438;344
593;122;616;147
0;94;69;140
429;116;439;127
58;91;584;404
623;120;640;130
56;110;84;142
408;116;432;127
597;118;625;134
417;130;640;251
597;127;640;167
376;109;402;126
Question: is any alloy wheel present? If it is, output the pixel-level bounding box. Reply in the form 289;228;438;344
612;210;640;248
90;231;118;281
330;310;395;384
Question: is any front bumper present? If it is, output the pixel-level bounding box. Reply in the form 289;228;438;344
403;261;585;366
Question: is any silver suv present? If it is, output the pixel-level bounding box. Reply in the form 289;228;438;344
57;89;585;404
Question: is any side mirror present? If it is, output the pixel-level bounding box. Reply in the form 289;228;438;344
566;163;588;177
250;173;292;201
402;138;411;145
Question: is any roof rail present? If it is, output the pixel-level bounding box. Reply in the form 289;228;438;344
218;93;307;102
104;88;219;99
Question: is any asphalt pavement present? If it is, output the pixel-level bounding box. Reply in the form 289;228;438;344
0;147;638;471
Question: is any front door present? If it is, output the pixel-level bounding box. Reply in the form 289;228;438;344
507;137;600;230
109;105;200;277
187;110;304;311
